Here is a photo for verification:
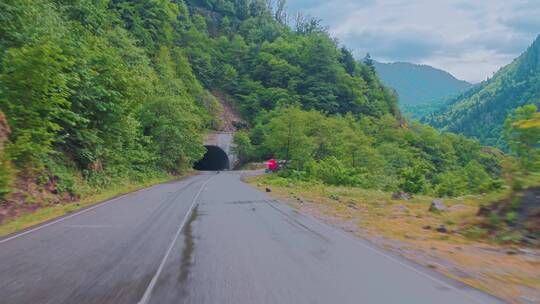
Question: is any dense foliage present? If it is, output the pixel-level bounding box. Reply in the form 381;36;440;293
373;61;472;108
504;104;540;174
0;0;398;201
424;35;540;149
0;0;520;204
238;107;504;197
185;0;399;121
0;0;215;198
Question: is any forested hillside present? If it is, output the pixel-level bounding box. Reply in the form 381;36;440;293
373;61;472;109
0;0;398;212
0;0;216;210
184;0;399;120
424;35;540;148
0;0;523;223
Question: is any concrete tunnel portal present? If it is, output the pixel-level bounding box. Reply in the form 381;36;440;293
194;145;230;171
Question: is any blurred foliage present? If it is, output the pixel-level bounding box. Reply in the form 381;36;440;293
504;104;540;173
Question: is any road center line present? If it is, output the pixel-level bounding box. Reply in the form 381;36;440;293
137;174;215;304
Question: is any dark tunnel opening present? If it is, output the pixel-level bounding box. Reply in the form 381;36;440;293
193;145;230;171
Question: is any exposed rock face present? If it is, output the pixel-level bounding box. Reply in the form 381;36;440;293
211;89;244;132
429;200;447;212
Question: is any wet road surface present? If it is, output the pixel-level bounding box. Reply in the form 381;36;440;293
0;171;504;304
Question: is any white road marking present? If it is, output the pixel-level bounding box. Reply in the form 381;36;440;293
0;180;181;244
63;224;117;229
0;194;126;244
137;174;215;304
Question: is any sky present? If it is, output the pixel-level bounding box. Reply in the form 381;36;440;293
286;0;540;83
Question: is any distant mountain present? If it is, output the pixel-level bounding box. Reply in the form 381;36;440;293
424;35;540;148
373;61;472;109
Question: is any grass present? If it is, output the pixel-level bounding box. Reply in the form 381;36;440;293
0;173;189;237
247;174;540;304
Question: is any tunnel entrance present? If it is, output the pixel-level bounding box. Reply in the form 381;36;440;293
194;145;230;171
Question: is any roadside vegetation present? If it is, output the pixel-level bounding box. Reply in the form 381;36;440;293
0;172;184;236
237;106;506;196
0;0;398;227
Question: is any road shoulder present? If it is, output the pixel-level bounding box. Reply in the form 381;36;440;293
244;174;539;304
0;172;198;239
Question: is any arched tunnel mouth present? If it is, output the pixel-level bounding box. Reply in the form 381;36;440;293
193;145;230;171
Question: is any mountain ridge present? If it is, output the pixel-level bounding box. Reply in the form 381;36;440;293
373;60;473;109
423;35;540;148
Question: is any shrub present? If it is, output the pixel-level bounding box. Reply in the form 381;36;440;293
399;166;428;194
463;160;495;193
497;231;523;244
434;171;467;197
505;211;519;225
305;157;360;186
232;131;254;164
488;212;501;227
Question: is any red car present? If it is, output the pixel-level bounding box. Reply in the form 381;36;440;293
266;159;278;172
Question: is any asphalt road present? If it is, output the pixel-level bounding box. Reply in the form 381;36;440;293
0;171;504;304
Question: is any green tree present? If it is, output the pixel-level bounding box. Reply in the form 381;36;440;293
504;104;540;172
0;42;72;169
232;131;253;164
399;166;428;194
263;107;316;168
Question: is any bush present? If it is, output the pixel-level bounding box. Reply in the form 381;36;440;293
463;160;495;193
497;231;523;244
434;171;467;197
505;211;519;225
45;159;81;196
399;166;428;194
305;157;360;186
232;131;254;164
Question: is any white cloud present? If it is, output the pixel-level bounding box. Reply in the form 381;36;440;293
287;0;540;83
